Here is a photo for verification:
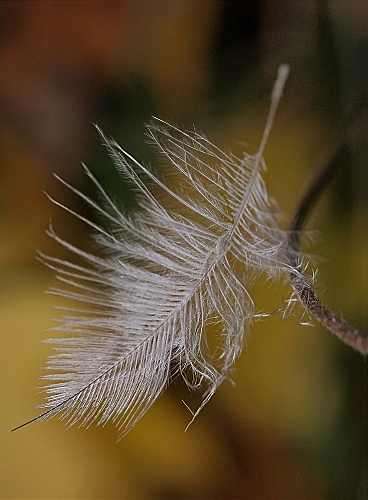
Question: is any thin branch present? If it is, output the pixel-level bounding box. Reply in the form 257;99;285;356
286;94;367;356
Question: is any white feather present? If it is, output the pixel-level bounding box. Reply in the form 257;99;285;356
23;65;291;439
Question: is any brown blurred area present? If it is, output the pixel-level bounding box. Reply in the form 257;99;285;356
1;2;366;499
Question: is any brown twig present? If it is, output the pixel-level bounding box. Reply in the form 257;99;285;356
286;95;367;356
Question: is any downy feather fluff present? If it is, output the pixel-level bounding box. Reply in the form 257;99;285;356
17;65;291;439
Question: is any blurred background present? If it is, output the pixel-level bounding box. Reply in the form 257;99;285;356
1;1;366;499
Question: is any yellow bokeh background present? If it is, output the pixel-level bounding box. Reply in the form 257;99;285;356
1;2;366;499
